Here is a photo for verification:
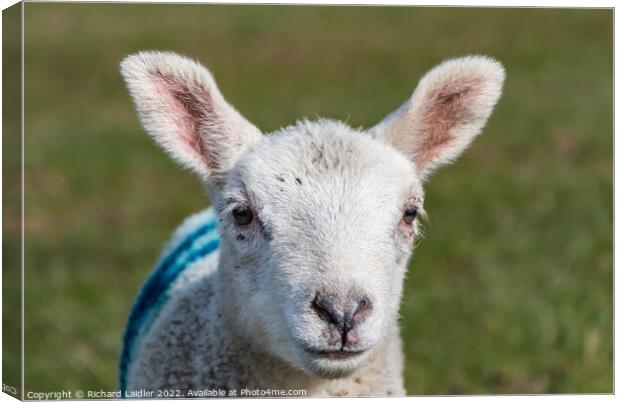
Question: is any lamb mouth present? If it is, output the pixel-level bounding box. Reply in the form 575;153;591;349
305;347;367;360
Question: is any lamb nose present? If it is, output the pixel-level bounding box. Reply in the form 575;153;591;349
312;294;372;329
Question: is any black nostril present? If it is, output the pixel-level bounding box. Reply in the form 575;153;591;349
312;294;343;326
351;297;372;326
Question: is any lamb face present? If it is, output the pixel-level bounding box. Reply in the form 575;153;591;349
216;120;423;377
121;50;504;381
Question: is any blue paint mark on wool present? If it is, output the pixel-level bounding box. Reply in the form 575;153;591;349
119;213;220;394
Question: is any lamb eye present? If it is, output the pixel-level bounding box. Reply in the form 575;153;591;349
402;206;418;225
232;205;253;226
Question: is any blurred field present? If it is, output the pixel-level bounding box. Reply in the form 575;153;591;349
8;4;612;395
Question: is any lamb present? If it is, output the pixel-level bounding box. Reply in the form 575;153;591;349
118;51;504;397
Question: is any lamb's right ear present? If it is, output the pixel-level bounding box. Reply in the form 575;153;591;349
369;56;505;181
120;51;262;183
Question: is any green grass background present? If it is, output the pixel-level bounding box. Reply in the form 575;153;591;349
9;4;613;395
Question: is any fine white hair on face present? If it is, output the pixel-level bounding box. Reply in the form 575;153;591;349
369;55;505;180
119;51;505;397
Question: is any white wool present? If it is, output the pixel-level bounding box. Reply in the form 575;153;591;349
120;51;504;396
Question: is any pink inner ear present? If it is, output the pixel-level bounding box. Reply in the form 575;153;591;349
415;78;481;169
151;71;220;170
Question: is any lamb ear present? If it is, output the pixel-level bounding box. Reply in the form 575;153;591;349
370;56;505;180
120;51;262;183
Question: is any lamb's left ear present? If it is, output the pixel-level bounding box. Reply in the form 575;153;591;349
120;51;262;185
370;56;505;180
